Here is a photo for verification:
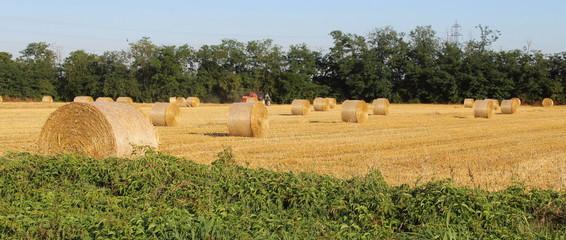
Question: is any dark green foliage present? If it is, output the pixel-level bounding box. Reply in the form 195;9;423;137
0;152;563;239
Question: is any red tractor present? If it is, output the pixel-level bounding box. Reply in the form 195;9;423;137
242;91;272;106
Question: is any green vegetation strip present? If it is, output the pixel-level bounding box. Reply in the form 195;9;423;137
0;150;563;239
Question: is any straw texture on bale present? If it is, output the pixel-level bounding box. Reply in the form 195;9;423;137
313;97;330;111
73;96;94;102
291;99;311;115
485;99;500;110
511;98;521;106
149;103;180;126
341;100;369;123
542;98;554;107
227;102;268;137
38;102;158;159
242;96;258;102
186;97;200;107
474;100;494;119
372;98;390;115
95;97;114;102
464;98;475;108
116;97;133;103
326;98;337;109
42;96;53;103
501;99;518;114
169;97;178;103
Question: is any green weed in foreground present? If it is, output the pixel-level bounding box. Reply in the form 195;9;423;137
0;151;563;239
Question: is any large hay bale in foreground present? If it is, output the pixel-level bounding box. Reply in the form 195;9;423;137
511;98;521;106
186;97;200;107
313;97;330;111
372;98;390;115
38;102;158;159
542;98;554;107
150;103;180;126
501;99;518;114
341;100;369;123
474;100;494;119
291;99;311;115
42;96;53;103
116;97;133;103
326;98;337;109
95;97;114;102
73;96;94;102
227;102;268;137
463;98;475;108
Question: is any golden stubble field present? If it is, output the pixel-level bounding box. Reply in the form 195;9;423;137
0;102;564;191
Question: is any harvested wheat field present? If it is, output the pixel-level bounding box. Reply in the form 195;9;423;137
0;102;564;191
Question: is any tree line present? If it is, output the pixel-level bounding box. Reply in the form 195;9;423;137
1;25;565;104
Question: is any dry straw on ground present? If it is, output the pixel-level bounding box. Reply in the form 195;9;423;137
372;98;390;115
291;99;311;115
186;97;200;107
42;96;53;103
73;96;94;102
313;97;330;111
150;103;180;126
116;97;133;103
542;98;554;107
95;97;114;102
227;102;268;137
38;102;158;159
341;100;369;123
474;100;494;118
501;99;518;114
326;98;337;109
463;98;475;108
511;98;521;106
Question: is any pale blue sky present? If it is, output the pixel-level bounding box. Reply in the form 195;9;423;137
2;0;565;58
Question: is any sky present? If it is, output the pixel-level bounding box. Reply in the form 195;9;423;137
2;0;565;59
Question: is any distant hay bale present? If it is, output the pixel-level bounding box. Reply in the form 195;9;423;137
341;100;369;123
485;99;500;110
511;98;521;106
42;96;53;103
463;98;475;108
291;99;311;115
474;100;494;119
95;97;114;102
176;97;188;107
169;97;177;103
326;98;337;109
116;97;133;103
186;97;200;107
73;96;94;102
501;99;518;114
149;102;180;126
227;102;268;137
542;98;554;107
38;102;158;159
242;96;258;102
372;98;390;115
313;97;330;111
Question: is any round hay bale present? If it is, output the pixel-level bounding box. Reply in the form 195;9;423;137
341;100;369;123
542;98;554;107
175;97;187;107
116;97;133;103
501;99;518;114
186;97;200;107
95;97;114;102
463;98;475;108
291;99;311;115
242;96;258;102
313;97;330;111
511;98;521;106
227;102;268;137
73;96;94;102
474;100;494;119
485;99;500;110
372;98;390;115
326;98;337;109
149;102;180;126
42;96;53;103
38;102;158;159
169;97;178;103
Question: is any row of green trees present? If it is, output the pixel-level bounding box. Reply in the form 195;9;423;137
1;25;565;104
